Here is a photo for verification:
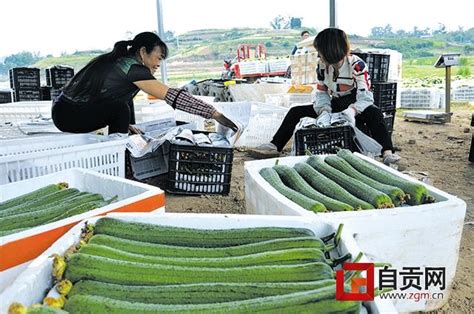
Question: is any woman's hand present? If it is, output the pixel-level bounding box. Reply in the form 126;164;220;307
212;111;239;133
128;125;144;135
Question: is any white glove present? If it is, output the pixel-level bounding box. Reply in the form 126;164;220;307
315;111;331;127
341;107;356;126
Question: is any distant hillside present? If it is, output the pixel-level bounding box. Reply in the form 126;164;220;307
0;27;472;86
31;28;314;71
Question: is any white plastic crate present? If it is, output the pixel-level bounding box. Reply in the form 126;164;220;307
452;85;474;102
244;154;466;312
400;88;444;109
215;102;288;148
0;212;396;313
0;134;127;184
0;168;165;293
238;61;268;75
243;104;288;147
267;59;291;72
0;101;51;123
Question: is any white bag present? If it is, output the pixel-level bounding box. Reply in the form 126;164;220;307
351;126;382;157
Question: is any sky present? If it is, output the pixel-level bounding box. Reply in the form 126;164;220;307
0;0;472;57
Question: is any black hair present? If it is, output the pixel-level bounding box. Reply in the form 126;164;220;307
301;30;310;37
313;28;350;65
64;32;168;101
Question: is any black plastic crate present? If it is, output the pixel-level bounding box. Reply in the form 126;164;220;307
351;52;390;83
46;66;74;88
372;82;397;112
13;89;41;102
383;110;396;134
167;135;233;195
9;67;40;89
40;86;51;101
9;67;41;102
295;125;353;155
0;91;12;103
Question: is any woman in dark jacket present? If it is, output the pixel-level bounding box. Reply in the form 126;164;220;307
52;32;237;135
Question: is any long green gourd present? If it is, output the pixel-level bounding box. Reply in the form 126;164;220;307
93;217;316;247
78;244;331;267
88;234;335;257
306;155;394;208
259;167;326;213
325;155;406;206
68;280;337;304
65;253;334;285
294;162;373;210
337;149;434;205
0;183;66;211
64;285;360;314
273;165;353;211
0;188;81;217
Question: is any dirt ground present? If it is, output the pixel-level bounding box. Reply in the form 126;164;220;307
148;104;473;313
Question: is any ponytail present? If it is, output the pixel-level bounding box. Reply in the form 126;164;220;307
108;40;131;61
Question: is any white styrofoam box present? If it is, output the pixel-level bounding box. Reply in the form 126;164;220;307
264;91;316;107
267;59;291;73
0;168;165;293
244;154;466;312
400;88;444;109
0;134;127;185
290;52;319;85
0;212;396;313
0;101;51;123
264;93;290;107
288;92;315;105
134;100;175;124
238;61;268;75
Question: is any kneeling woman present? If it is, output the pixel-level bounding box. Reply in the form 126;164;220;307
249;28;399;165
52;32;237;135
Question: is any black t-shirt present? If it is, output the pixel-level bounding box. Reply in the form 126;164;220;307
64;57;155;104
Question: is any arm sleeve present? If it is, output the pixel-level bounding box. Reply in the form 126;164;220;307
127;64;156;82
164;88;217;119
351;59;374;113
313;63;332;114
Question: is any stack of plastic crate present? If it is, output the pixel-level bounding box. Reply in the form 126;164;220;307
0;89;13;104
352;50;397;138
44;65;75;100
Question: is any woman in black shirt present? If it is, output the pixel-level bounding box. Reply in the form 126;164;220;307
52;32;237;134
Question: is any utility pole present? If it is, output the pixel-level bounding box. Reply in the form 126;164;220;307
329;0;337;28
156;0;167;83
